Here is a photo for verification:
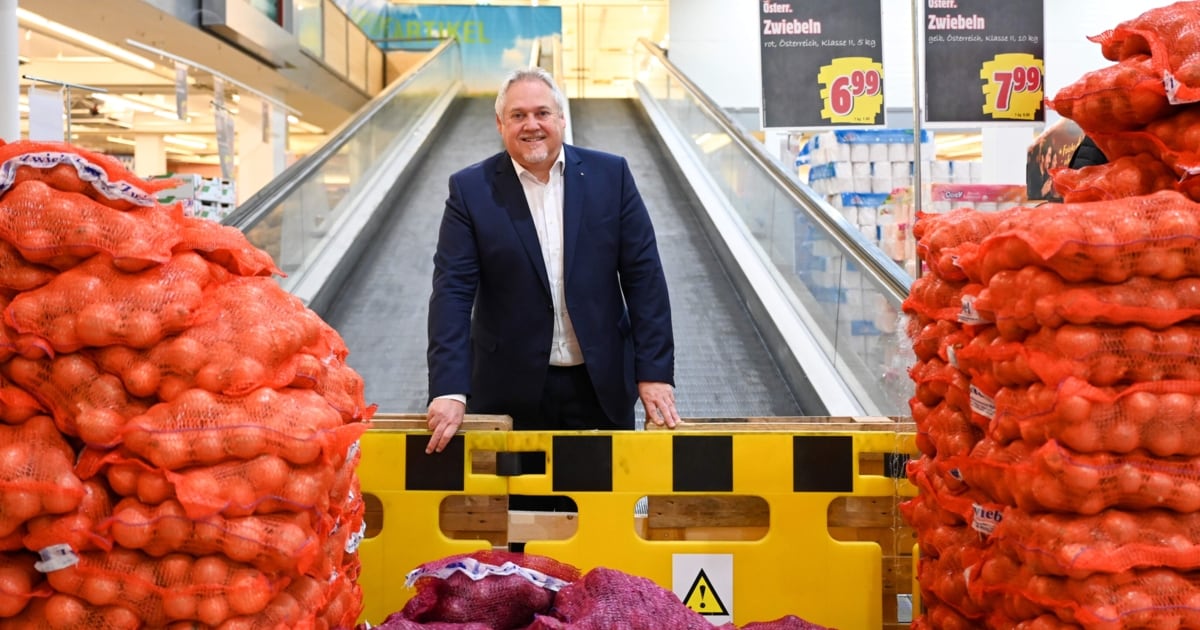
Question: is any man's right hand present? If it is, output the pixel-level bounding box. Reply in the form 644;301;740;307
426;398;466;454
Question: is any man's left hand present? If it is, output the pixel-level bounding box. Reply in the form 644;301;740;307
638;381;680;428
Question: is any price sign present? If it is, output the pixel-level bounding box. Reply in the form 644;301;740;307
759;0;883;128
817;57;885;124
981;53;1045;120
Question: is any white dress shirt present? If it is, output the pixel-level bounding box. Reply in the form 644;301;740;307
513;151;584;367
434;151;584;406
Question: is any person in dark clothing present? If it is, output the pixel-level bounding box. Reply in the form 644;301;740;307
1068;135;1108;169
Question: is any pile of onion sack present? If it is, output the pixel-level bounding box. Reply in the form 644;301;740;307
361;550;828;630
0;139;375;629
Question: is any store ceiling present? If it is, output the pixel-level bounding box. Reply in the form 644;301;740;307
13;1;978;167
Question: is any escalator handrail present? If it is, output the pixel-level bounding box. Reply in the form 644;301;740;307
635;38;911;306
225;38;459;231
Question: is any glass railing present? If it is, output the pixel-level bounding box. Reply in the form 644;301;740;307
633;39;914;415
295;0;387;95
227;39;461;288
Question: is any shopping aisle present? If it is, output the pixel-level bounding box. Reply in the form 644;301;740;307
322;96;803;418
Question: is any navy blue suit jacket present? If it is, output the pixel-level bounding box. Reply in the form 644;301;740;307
427;145;674;428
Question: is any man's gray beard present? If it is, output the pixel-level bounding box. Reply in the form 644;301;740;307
523;148;548;164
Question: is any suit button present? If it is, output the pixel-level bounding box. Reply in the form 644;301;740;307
547;304;554;312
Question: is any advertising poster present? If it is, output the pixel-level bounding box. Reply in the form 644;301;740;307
334;1;563;94
759;0;884;129
923;0;1045;123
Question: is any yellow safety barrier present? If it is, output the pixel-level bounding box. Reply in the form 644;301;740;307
356;415;918;629
356;416;510;624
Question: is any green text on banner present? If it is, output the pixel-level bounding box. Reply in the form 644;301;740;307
759;0;885;129
923;0;1046;124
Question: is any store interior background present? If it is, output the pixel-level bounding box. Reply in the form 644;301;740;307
7;0;1182;205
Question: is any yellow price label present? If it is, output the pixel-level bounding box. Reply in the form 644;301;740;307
818;57;884;125
981;53;1044;120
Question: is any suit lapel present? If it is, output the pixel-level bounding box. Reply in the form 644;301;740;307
562;145;583;285
495;155;551;298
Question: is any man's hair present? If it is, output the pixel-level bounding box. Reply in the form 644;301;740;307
494;67;568;118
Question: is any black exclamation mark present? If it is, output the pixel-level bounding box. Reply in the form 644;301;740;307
698;585;706;609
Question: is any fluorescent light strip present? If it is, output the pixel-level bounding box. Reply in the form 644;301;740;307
17;8;156;70
93;94;155;114
105;136;137;147
164;135;207;150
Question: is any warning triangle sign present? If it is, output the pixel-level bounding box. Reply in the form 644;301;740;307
682;568;729;616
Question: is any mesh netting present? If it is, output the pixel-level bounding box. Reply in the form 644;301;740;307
76;447;351;521
22;478;113;555
908;318;976;364
1048;54;1172;132
918;542;988;621
0;416;86;537
0;180;181;272
3;353;149;444
982;377;1200;456
911;399;983;459
1091;106;1200;178
913;207;1020;282
401;551;581;630
173;215;282;278
100;497;321;574
44;548;284;627
902;275;978;323
2;592;142;629
118;386;362;469
952;438;1200;514
993;506;1200;579
972;266;1200;337
1090;1;1200;103
525;567;715;630
956;190;1200;284
0;239;55;293
0;551;48;618
0;141;177;210
1051;153;1195;203
5;252;225;353
87;276;344;403
910;594;977;630
958;323;1200;389
973;553;1200;628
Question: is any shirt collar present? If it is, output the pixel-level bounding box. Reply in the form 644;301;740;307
512;148;565;183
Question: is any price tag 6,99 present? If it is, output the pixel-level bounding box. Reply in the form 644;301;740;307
981;52;1044;120
818;57;885;125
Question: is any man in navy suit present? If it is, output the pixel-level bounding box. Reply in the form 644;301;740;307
425;67;679;454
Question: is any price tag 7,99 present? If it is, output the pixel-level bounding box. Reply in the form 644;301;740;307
981;53;1045;120
818;57;885;125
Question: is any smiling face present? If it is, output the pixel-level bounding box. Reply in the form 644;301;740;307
496;78;566;180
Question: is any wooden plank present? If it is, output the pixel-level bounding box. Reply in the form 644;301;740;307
439;495;508;532
829;496;906;529
646;416;916;433
367;413;513;432
508;511;578;542
646;496;769;529
363;492;383;538
472;450;497;475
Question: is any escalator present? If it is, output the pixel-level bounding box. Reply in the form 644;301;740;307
229;38;913;420
319;96;804;418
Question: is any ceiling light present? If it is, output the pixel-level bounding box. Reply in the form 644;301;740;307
152;110;190;122
94;94;154;114
163;146;197;156
105;136;137;147
16;8;156;70
164;135;208;150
